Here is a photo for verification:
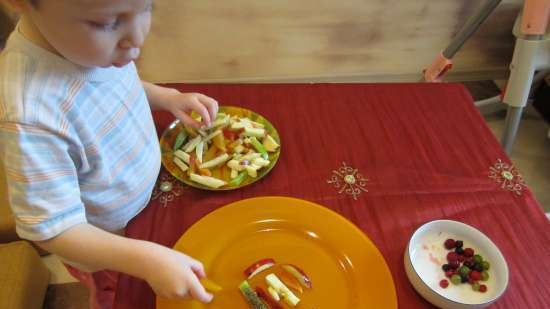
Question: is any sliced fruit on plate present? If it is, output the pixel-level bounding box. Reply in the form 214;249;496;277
256;286;283;309
243;127;266;138
263;134;280;152
267;286;280;302
189;173;226;188
265;273;300;307
174;150;190;164
183;135;201;153
243;258;276;279
281;264;312;289
199;153;230;169
173;157;188;172
239;280;269;309
279;270;304;294
173;131;188;151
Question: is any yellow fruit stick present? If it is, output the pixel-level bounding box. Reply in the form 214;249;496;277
201;278;223;293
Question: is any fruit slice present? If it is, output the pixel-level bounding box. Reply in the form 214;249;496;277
262;134;280;152
243;258;276;279
239;280;269;309
281;264;312;289
200;278;222;293
265;273;300;307
173;131;188;151
173;157;188;172
267;286;280;302
279;270;304;294
174;150;190;164
255;286;283;309
199;153;229;169
189;173;226;188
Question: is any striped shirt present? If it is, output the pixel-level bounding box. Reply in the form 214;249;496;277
0;28;161;241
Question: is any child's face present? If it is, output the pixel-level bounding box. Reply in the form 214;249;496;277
27;0;152;68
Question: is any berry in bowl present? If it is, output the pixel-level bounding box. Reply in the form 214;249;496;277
404;220;509;309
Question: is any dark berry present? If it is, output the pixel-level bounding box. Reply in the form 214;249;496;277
455;247;464;255
447;252;459;262
464;260;474;268
455;240;464;248
442;264;451;271
463;248;474;257
439;279;449;288
460;275;469;283
449;260;460;269
479;284;487;293
444;239;456;250
473;263;484;272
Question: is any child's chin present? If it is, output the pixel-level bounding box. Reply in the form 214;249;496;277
111;60;132;68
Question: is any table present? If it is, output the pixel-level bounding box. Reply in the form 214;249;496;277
113;83;550;309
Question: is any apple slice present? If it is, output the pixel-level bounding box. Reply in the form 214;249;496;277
243;258;276;279
239;280;269;309
255;286;283;309
265;273;300;307
281;264;312;289
279;270;303;294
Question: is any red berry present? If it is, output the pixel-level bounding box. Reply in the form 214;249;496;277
468;277;476;284
440;279;449;288
445;270;455;278
479;284;487;293
449;260;460;269
447;252;459;262
444;239;456;250
458;255;466;263
463;248;474;257
470;270;481;281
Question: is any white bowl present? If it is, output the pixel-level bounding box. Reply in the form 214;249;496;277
404;220;509;309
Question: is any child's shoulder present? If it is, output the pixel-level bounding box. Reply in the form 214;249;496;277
0;48;73;125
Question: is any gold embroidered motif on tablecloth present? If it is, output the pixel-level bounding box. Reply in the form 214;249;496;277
488;159;526;195
327;162;368;200
151;172;185;207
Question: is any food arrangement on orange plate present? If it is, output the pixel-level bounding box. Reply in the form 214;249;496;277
161;107;281;190
239;258;313;309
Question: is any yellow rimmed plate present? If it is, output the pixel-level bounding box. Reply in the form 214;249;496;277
156;196;398;309
160;106;281;190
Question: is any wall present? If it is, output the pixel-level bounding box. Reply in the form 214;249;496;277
137;0;522;83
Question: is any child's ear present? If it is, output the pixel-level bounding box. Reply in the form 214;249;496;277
2;0;32;13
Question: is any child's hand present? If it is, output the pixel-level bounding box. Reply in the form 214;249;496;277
164;91;219;129
145;246;213;303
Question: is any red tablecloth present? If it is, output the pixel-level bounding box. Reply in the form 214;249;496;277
113;83;550;309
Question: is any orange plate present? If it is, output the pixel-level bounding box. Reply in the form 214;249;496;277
160;106;281;191
156;197;397;309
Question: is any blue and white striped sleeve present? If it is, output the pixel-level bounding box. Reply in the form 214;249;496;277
0;122;87;241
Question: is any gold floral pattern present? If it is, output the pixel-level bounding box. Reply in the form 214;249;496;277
488;159;526;195
151;172;185;207
327;162;368;200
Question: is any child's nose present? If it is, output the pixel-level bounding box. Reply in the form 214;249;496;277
119;27;145;49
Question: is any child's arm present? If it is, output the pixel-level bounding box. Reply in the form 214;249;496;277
35;223;213;302
142;81;218;129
